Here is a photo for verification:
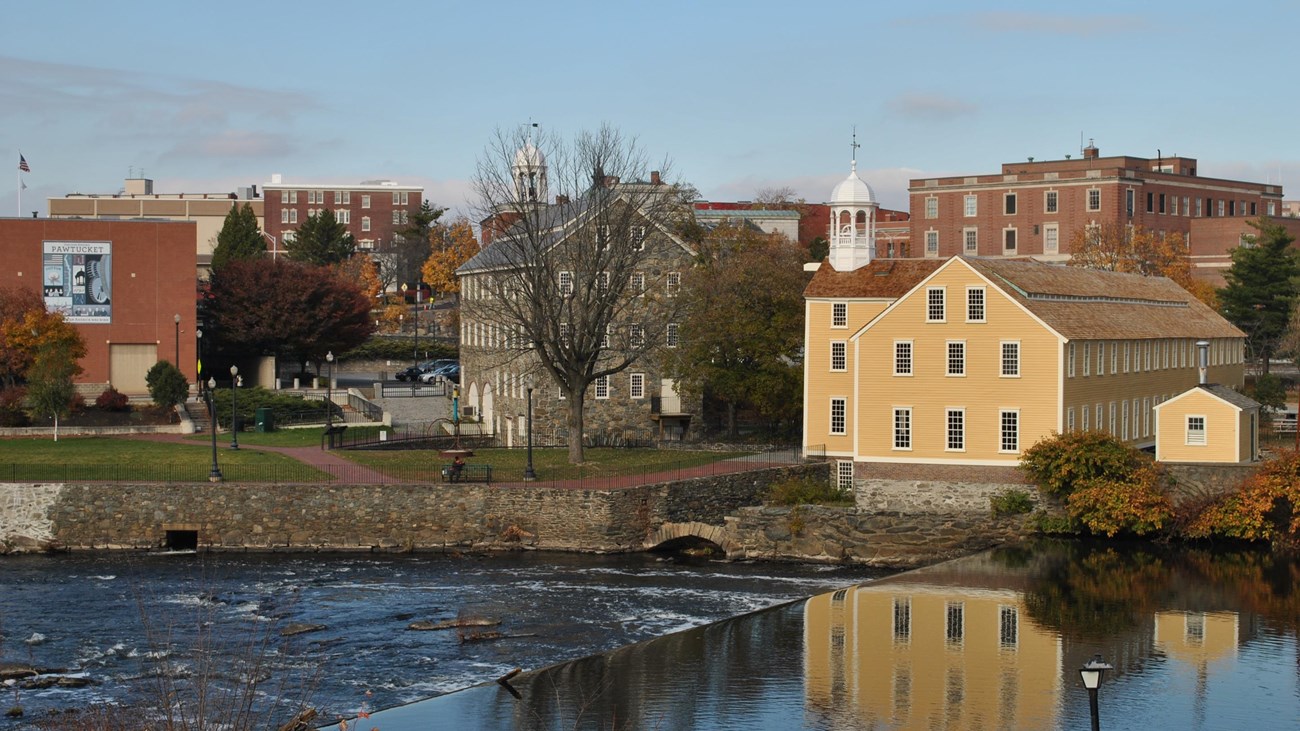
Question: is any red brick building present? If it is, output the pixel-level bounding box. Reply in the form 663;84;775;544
0;218;197;393
694;201;911;255
261;177;424;257
908;143;1285;278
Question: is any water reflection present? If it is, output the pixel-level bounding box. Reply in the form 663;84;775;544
360;540;1300;730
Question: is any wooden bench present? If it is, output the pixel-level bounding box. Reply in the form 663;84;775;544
441;463;492;483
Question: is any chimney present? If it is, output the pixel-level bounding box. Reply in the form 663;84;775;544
650;171;661;185
1197;340;1209;384
555;194;569;205
1083;139;1099;160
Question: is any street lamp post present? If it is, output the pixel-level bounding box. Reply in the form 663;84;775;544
452;383;461;449
229;365;240;450
195;328;204;397
325;351;334;447
206;377;222;482
1079;654;1113;731
173;314;181;367
524;374;536;481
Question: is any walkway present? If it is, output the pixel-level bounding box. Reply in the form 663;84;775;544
124;433;403;484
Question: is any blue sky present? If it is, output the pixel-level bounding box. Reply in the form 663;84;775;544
3;0;1296;219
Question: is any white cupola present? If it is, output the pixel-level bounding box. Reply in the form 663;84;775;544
513;140;548;204
827;136;878;272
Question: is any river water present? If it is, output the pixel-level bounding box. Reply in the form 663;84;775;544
0;551;884;728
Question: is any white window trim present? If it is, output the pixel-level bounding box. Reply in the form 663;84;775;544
830;340;847;372
1068;342;1076;378
629;373;645;400
963;194;978;217
830;397;847;436
945;408;966;452
924;196;938;219
893;407;912;451
1043;223;1060;255
925;229;939;257
965;286;986;323
1186;415;1207;445
1000;340;1021;378
1086;187;1101;212
594;375;610;400
999;409;1020;453
1044;189;1058;214
926;287;946;323
946;340;966;378
831;302;848;329
963;227;979;255
1004;192;1017;215
893;340;914;377
1002;226;1018;255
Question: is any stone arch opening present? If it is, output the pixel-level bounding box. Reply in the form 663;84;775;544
645;521;738;558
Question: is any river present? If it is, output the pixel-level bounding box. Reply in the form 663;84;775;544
0;550;885;728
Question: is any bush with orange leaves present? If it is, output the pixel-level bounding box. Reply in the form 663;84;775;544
1066;463;1174;537
1185;450;1300;548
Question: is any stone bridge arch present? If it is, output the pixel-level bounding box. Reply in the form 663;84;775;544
645;522;740;558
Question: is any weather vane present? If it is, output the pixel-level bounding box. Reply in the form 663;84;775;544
851;126;860;164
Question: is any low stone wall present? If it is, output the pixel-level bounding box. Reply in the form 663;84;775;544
0;464;819;554
853;463;1034;514
1165;463;1256;506
724;505;1030;568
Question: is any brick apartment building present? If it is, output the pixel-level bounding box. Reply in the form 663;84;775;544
908;143;1293;281
261;176;424;258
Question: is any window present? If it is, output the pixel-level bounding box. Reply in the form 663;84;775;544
1001;341;1020;377
947;341;965;376
1143;397;1151;437
361;194;370;209
836;461;854;491
392;191;400;205
946;602;964;645
894;341;913;376
926;230;939;255
999;606;1019;648
1096;404;1103;433
594;375;610;399
831;302;848;328
831;341;847;371
1067;407;1076;432
1184;196;1191;216
1081;403;1090;430
631;273;646;295
1068;343;1076;377
336;209;350;224
927;287;946;322
1044;224;1059;255
1122;400;1129;440
1003;228;1017;253
963;227;978;254
629;226;647;250
361;216;371;232
1098;341;1106;376
597;271;610;292
966;287;985;322
280;190;289;203
392;211;401;225
1196;198;1203;217
1109;402;1116;436
1045;190;1058;213
830;398;846;435
1000;410;1019;452
600;324;611;348
1218;200;1225;217
893;408;912;450
1087;188;1101;211
893;597;911;642
1083;343;1091;376
666;322;679;347
1111;340;1118;373
925;197;938;218
289;209;297;224
964;195;977;217
1171;196;1179;216
558;271;573;297
1159;192;1166;214
560;322;572;346
630;324;645;348
1187;416;1207;445
629;373;645;399
1123;341;1130;372
1126;189;1135;216
946;409;965;451
281;208;289;224
1004;193;1017;214
666;272;681;296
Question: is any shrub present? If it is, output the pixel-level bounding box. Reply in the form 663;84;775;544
69;393;86;415
1020;430;1145;497
0;387;29;427
146;360;190;409
1031;511;1079;535
1185;450;1300;547
95;387;130;412
343;336;457;363
991;488;1035;517
1066;464;1174;537
1249;373;1287;413
766;476;851;506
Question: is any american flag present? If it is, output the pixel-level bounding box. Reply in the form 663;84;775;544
18;154;30;172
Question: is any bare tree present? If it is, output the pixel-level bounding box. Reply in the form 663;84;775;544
464;124;692;463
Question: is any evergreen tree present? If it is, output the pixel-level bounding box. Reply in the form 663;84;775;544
1219;218;1300;374
146;360;190;413
210;203;265;271
286;209;355;266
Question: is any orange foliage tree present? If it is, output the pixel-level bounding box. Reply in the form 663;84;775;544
1185;450;1300;547
336;253;384;301
0;285;86;388
421;218;480;298
1068;223;1218;308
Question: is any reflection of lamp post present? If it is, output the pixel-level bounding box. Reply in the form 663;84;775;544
229;365;240;450
524;374;536;481
1079;654;1113;731
324;351;334;445
173;314;181;367
207;377;222;482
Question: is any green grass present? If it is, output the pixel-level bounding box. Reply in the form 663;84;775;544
0;436;329;482
341;446;754;482
184;425;390;448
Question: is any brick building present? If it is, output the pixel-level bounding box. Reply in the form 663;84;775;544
694;200;911;255
908;143;1286;279
261;176;423;258
0;217;198;394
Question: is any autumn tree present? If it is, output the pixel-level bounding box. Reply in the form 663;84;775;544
205;259;375;373
662;222;806;436
0;285;44;387
466;124;689;463
1219;218;1299;373
421;217;480;299
210;203;265;271
336;252;384;301
22;312;86;440
1068;223;1217;307
285;209;355;266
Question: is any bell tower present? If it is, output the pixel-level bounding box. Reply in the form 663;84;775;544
828;131;878;272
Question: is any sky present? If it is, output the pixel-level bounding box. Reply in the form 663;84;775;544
3;0;1297;220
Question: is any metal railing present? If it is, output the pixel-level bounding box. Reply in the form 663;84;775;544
378;380;447;398
348;391;384;422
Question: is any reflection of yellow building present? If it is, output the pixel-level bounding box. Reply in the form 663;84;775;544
1154;610;1239;667
805;583;1062;730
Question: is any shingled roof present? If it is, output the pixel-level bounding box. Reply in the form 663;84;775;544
803;258;944;299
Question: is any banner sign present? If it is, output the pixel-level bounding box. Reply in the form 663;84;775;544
43;241;112;324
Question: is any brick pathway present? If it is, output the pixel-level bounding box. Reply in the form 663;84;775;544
124;433;404;484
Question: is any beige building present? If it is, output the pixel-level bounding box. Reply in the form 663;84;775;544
49;177;264;272
802;160;1247;475
1154;384;1259;464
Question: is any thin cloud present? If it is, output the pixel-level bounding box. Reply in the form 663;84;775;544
706;167;926;211
894;11;1148;37
162;130;299;160
887;92;978;121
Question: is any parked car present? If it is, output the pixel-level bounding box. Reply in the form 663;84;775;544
419;363;460;384
395;359;455;382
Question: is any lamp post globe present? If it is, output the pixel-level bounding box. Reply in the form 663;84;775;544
1079;654;1113;731
206;377;221;482
229;365;240;450
524;373;536;481
324;351;335;445
173;313;181;367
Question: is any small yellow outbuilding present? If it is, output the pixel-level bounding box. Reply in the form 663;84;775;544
1153;384;1259;464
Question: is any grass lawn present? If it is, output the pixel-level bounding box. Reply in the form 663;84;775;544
341;446;755;483
0;436;329;482
183;425;390;449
